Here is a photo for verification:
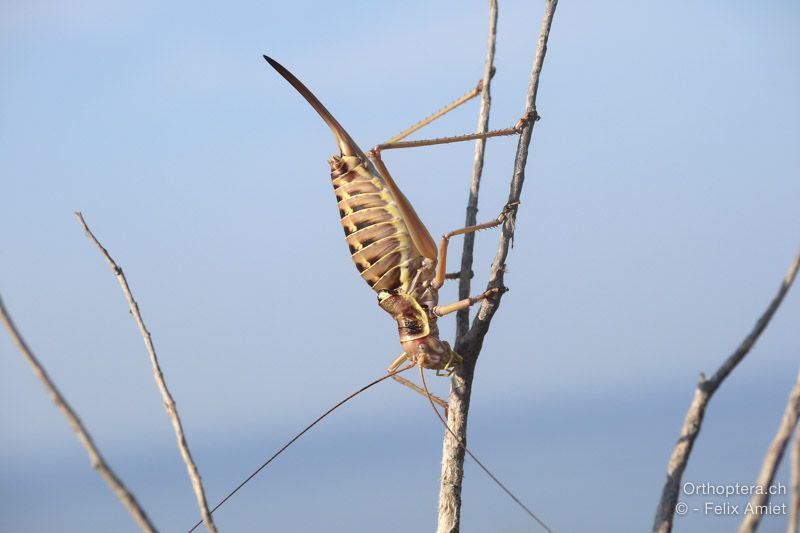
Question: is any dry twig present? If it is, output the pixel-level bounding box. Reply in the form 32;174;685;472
0;295;156;532
437;2;498;530
75;212;217;533
790;424;800;533
437;1;559;531
739;369;800;532
653;249;800;533
453;0;498;341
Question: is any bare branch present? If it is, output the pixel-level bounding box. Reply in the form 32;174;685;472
0;295;156;532
653;249;800;533
790;424;800;533
438;1;559;531
436;2;498;530
739;369;800;533
75;212;217;533
454;0;498;341
468;0;556;346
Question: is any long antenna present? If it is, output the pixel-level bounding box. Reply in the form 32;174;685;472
187;363;414;532
418;366;553;532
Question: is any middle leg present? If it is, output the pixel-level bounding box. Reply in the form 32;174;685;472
432;286;507;318
432;202;518;288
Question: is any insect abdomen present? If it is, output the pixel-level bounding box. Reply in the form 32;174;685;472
331;156;423;293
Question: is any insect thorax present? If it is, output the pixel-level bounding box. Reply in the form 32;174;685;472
377;289;454;370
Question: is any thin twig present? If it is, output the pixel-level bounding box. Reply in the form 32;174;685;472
0;295;157;532
790;424;800;533
454;3;498;340
422;367;552;532
653;249;800;533
75;212;217;533
740;369;800;533
438;2;498;531
438;1;559;531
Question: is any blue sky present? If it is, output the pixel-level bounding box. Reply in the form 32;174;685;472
1;1;799;531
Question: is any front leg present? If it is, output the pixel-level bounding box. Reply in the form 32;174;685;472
388;353;449;415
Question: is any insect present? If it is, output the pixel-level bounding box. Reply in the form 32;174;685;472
189;58;547;533
264;56;522;410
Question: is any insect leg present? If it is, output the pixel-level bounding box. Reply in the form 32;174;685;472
380;74;541;151
374;119;525;154
369;150;438;260
432;202;518;288
433;287;506;318
388;353;449;414
383;71;494;144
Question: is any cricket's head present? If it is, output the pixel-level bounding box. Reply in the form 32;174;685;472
264;55;365;160
408;336;461;374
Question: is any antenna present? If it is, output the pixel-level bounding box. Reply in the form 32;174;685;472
418;365;553;532
187;363;414;532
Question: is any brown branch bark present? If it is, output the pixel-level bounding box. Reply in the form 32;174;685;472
653;249;800;533
739;369;800;533
0;295;157;532
438;1;559;531
75;213;217;533
437;3;498;530
454;0;498;342
790;424;800;533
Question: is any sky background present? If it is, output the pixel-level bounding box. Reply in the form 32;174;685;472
1;1;799;532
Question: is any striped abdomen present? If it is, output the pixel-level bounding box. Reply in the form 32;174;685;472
264;56;435;295
330;154;424;294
